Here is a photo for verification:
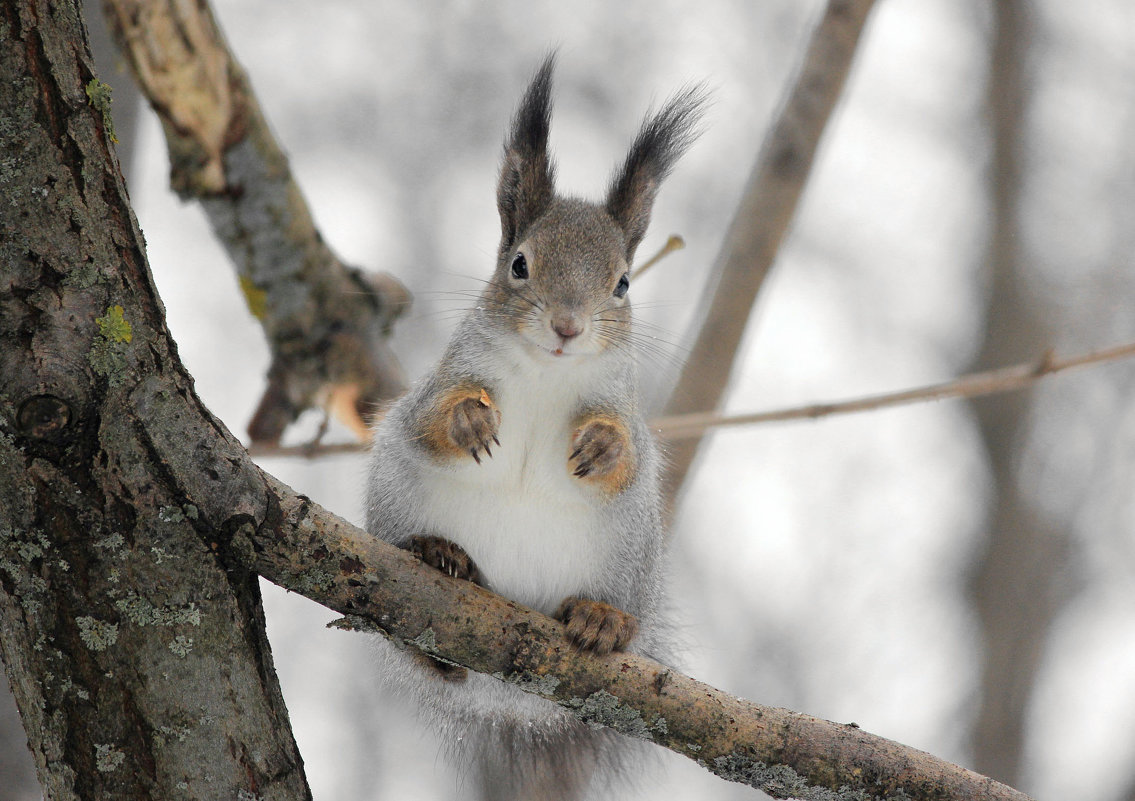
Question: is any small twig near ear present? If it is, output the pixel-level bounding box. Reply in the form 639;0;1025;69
631;235;685;282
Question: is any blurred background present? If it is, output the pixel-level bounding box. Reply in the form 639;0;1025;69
5;0;1135;798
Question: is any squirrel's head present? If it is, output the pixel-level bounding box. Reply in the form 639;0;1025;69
488;54;706;360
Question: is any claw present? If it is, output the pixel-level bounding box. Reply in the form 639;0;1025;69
470;449;481;464
492;435;501;447
483;443;493;459
570;445;583;461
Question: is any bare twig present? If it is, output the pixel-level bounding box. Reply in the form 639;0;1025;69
631;235;686;281
661;0;878;505
250;340;1135;459
653;342;1135;439
102;0;409;446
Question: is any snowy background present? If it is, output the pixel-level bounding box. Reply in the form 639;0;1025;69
32;0;1134;799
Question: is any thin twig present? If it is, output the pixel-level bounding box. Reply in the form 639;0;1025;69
248;340;1135;458
631;235;685;281
652;342;1135;439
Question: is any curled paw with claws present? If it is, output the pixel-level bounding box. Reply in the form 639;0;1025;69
409;535;485;586
569;414;634;493
554;596;638;656
447;389;501;464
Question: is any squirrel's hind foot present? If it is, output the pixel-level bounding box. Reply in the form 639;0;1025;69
554;596;638;655
409;535;486;586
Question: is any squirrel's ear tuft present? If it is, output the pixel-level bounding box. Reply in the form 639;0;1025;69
606;85;708;263
497;54;558;253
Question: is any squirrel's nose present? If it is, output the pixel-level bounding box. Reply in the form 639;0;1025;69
552;317;582;340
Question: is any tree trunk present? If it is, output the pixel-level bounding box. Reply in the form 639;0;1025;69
0;2;311;798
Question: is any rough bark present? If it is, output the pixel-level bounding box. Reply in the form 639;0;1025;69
0;2;311;797
661;0;876;506
968;2;1073;785
100;0;410;446
247;481;1035;801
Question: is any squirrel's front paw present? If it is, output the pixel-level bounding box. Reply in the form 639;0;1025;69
569;415;634;493
447;389;501;464
409;535;485;586
554;596;638;655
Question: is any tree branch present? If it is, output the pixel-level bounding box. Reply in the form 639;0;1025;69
247;479;1035;801
101;0;410;445
661;0;877;505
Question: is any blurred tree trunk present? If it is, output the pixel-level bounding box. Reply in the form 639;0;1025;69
968;1;1074;785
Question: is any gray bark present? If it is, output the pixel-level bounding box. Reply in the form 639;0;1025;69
0;2;311;797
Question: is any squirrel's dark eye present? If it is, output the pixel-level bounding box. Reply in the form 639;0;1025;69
511;252;529;280
613;273;630;298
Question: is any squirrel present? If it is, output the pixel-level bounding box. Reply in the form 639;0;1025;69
365;55;705;800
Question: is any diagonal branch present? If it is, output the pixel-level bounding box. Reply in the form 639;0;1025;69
101;0;409;446
662;0;878;505
247;478;1035;801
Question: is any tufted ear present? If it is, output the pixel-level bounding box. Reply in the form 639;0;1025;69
605;86;707;263
497;54;557;254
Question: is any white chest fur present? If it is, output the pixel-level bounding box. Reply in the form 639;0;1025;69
414;352;613;616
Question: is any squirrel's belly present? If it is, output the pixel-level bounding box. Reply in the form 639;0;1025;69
415;427;610;616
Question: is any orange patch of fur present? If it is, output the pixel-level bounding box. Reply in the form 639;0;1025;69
571;412;636;495
418;384;488;460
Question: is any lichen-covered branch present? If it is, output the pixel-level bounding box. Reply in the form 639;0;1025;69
662;0;877;505
101;0;409;445
244;478;1034;801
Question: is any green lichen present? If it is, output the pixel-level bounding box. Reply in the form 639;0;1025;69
84;79;117;144
410;627;439;654
159;506;185;523
114;592;201;627
94;743;125;772
155;724;191;746
63;262;105;290
710;753;903;801
168;635;194;658
238;274;268;321
94;533;126;553
89;306;133;385
96;305;132;343
292;566;335;594
326;615;382;633
495;670;561;697
568;690;662;740
75;616;118;651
